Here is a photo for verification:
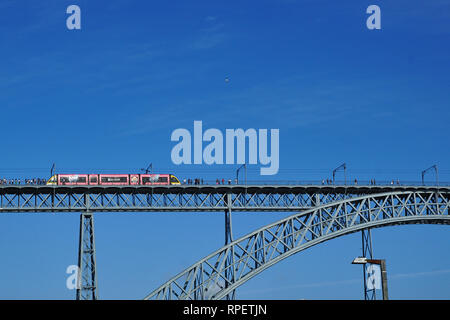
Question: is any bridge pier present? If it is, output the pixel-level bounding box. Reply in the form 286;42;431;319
76;211;98;300
361;229;376;300
224;192;235;300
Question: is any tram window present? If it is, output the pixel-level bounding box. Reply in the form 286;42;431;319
60;176;87;183
142;176;169;184
101;176;128;183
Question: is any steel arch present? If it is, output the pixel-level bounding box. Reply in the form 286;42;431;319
144;190;450;300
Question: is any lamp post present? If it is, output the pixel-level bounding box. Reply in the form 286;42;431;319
332;163;347;185
352;257;389;300
236;164;247;185
421;165;438;186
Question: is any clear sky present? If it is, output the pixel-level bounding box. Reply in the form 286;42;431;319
0;0;449;299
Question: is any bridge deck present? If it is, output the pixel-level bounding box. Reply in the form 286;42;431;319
0;184;447;213
0;184;448;194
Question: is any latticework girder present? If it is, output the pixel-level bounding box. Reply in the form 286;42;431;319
0;185;447;212
76;212;98;300
361;229;376;300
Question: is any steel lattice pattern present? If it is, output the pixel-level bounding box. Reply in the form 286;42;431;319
0;185;446;212
76;213;98;300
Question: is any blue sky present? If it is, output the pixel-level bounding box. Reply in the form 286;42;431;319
0;0;449;299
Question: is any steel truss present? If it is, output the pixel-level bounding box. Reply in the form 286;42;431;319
76;212;98;300
224;193;235;300
144;190;450;300
0;185;446;212
361;229;376;300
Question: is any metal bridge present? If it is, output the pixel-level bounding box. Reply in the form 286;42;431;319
144;189;450;300
0;184;449;300
0;184;446;212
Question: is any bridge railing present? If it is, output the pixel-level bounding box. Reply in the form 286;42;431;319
0;179;447;187
184;180;449;186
